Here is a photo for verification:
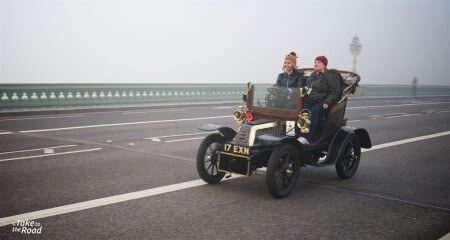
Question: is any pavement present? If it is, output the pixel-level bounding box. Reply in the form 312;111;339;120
0;96;449;240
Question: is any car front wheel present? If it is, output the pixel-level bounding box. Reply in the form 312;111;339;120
196;134;226;183
266;143;300;198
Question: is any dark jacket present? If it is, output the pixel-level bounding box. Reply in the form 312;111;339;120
276;69;306;88
304;70;342;106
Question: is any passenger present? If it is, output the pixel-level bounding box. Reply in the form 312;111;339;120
297;56;342;144
275;53;304;88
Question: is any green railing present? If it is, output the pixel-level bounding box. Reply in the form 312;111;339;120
0;84;449;109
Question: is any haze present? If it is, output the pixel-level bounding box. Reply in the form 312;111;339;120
1;0;449;85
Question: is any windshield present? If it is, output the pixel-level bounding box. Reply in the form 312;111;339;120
253;85;300;110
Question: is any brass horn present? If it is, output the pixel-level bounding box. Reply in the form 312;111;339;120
233;105;246;124
297;109;311;133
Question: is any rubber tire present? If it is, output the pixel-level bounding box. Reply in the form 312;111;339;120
335;134;361;179
266;143;301;198
196;133;226;184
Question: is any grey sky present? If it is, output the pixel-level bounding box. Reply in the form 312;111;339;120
1;0;449;85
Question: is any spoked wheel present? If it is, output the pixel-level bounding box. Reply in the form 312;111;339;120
336;135;361;179
196;134;226;183
266;144;300;198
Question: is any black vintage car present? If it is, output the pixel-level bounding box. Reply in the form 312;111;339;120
196;68;372;198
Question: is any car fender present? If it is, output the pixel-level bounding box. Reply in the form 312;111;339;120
198;124;236;141
326;126;371;164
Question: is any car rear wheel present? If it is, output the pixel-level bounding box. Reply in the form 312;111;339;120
196;134;226;183
266;143;300;198
335;135;361;179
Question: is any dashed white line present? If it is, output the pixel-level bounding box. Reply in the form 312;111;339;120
121;109;184;114
0;132;14;135
348;101;450;110
0;131;448;226
0;176;240;227
0;148;103;163
0;144;78;155
210;106;234;109
165;137;206;143
384;113;422;119
0;115;85;121
144;132;215;140
362;131;450;152
18;115;232;133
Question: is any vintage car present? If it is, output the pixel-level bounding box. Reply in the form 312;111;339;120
196;68;372;198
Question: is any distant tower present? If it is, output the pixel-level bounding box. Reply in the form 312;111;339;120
349;35;362;73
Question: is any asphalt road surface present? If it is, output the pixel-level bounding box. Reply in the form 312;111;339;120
1;96;449;240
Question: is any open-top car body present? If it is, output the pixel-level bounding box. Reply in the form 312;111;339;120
196;68;372;198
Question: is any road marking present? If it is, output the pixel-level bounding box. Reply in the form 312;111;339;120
348;101;450;110
370;113;408;118
0;131;448;226
0;148;103;163
211;106;233;109
121;109;184;114
18;115;232;133
144;132;215;140
347;120;361;123
0;176;240;227
165;137;206;143
149;137;161;142
0;115;85;121
362;131;450;152
0;144;78;155
0;132;14;135
384;113;422;119
424;108;448;113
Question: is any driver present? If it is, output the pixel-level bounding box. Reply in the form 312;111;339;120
297;56;342;144
275;54;305;88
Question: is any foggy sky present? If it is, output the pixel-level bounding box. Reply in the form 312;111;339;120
1;0;449;85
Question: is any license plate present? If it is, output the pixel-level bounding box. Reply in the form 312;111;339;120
222;143;250;156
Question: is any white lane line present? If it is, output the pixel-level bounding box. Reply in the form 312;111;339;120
165;137;206;143
362;131;450;152
121;109;184;114
211;106;233;109
0;115;85;121
0;148;103;163
347;120;361;123
0;176;240;227
18;115;232;133
348;102;450;110
370;113;408;118
0;132;14;135
0;131;448;226
384;113;422;119
149;137;161;142
0;144;78;155
143;132;215;140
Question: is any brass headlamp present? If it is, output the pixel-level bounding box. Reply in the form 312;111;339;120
233;105;246;124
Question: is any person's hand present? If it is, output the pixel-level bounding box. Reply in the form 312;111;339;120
323;103;329;109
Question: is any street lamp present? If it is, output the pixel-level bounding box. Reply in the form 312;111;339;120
349;35;362;73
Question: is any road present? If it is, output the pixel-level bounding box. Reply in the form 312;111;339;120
0;96;449;240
